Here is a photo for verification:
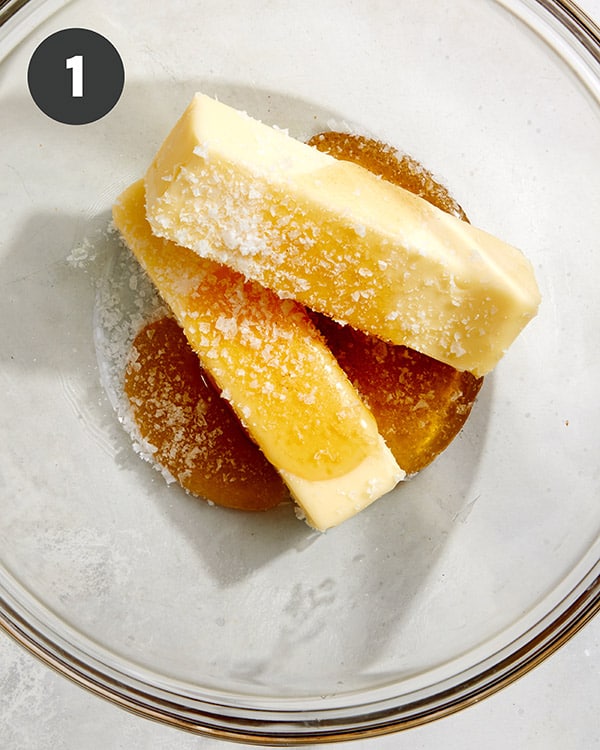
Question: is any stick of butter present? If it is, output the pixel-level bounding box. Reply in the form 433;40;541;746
145;93;540;377
113;180;404;531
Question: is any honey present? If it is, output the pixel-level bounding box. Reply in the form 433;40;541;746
125;315;287;510
123;131;483;508
312;312;482;474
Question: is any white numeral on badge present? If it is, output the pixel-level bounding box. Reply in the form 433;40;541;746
66;54;83;97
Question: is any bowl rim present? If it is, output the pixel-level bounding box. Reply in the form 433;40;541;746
536;0;600;59
1;560;599;744
0;0;599;743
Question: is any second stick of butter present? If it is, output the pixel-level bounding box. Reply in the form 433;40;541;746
114;181;403;531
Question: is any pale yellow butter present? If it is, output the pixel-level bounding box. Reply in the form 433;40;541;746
145;93;540;377
113;180;403;531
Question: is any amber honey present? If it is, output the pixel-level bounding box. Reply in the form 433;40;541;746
124;132;483;507
125;315;287;510
311;311;482;474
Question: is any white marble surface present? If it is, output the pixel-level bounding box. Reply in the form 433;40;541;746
1;1;599;748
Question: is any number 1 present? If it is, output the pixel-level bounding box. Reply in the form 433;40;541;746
66;55;83;97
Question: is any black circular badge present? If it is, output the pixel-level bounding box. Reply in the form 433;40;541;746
28;28;124;125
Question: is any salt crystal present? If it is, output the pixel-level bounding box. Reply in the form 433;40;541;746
193;143;209;159
215;315;238;339
450;333;466;357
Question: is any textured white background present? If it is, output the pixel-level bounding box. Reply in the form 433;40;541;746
1;1;599;748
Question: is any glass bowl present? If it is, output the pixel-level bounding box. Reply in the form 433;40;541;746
1;0;599;743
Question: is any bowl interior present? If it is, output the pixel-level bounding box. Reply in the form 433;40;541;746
1;0;599;729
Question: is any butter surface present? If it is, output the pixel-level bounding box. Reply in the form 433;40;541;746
113;180;403;530
145;93;540;377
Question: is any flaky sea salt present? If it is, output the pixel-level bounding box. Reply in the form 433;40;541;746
193;143;209;159
215;315;238;339
67;237;96;268
93;227;171;478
